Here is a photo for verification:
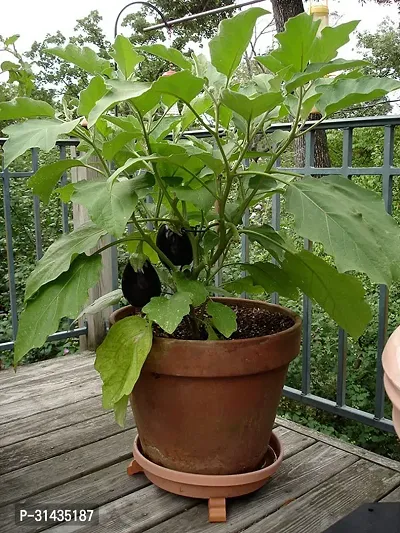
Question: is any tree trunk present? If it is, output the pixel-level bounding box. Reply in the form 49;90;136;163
270;0;331;169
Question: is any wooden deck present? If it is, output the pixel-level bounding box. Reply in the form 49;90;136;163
1;352;400;532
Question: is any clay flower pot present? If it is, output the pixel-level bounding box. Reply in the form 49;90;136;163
382;325;400;436
110;298;301;475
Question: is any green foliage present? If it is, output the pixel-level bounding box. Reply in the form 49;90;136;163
4;10;400;424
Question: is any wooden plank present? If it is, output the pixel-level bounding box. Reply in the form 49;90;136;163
273;426;315;458
0;410;135;474
380;485;400;502
244;460;400;533
0;429;137;507
0;396;103;447
0;378;101;425
0;461;149;533
52;436;355;533
0;352;94;386
0;365;97;406
276;416;400;473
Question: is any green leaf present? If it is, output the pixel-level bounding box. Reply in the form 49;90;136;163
273;13;321;72
113;395;129;427
172;184;216;212
0;97;55;120
71;179;138;238
28;160;89;204
111;35;143;79
315;77;400;116
138;44;192;70
311;20;360;63
244;262;299;299
209;7;268;79
143;293;192;334
75;289;123;322
285;175;400;285
104;115;142;133
25;222;107;301
150;116;180;141
223;276;264;295
152;70;204;105
285;59;368;93
181;93;213;131
95;315;153;409
56;183;75;203
173;273;208;307
78;76;108;117
192;53;227;92
103;132;137;161
5;34;20;46
2;118;80;168
206;301;237;338
14;254;102;365
242;225;290;262
221;90;283;123
46;44;110;75
88;80;156;127
282;250;372;339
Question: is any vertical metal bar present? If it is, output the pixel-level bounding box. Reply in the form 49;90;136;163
271;156;281;305
337;128;353;407
240;209;250;298
375;125;394;419
302;132;314;395
2;167;18;339
31;149;43;260
59;145;69;234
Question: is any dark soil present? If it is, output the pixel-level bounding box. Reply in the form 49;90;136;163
151;304;295;341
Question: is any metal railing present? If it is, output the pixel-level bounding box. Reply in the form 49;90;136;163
1;115;400;433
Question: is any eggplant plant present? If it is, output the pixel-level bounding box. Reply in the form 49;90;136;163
3;9;400;424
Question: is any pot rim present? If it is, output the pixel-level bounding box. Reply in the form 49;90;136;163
110;297;302;346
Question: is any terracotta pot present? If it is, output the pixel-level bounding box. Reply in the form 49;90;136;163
110;298;301;475
382;325;400;437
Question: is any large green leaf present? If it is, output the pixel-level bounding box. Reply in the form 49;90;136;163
273;13;321;72
150;116;180;141
28;160;90;204
113;395;129;427
88;80;156;127
78;76;108;117
316;77;400;116
46;44;110;74
282;250;371;339
286;59;367;93
152;70;204;105
244;262;299;299
311;20;360;63
143;293;192;334
221;89;283;123
193;53;227;92
25;222;107;301
223;276;264;295
173;273;208;307
110;35;143;79
70;179;138;238
3;118;80;168
206;300;237;338
0;97;55;120
241;225;290;262
171;184;216;212
14;254;102;365
138;44;192;70
95;315;153;409
209;7;268;79
103;132;137;161
285;175;400;285
181;93;213;131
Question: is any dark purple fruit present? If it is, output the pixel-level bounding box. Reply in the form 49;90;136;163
156;224;193;267
122;260;161;308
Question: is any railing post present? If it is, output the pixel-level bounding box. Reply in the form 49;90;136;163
71;150;114;351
